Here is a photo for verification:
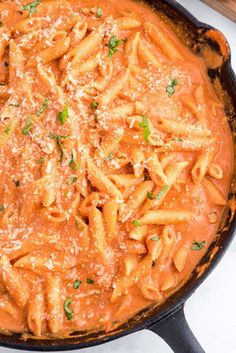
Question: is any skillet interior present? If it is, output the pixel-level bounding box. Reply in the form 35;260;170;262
1;0;236;350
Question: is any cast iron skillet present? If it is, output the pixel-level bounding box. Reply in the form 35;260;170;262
1;0;236;352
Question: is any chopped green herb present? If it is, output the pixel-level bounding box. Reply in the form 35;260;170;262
75;219;84;231
13;180;20;187
4;122;13;135
69;151;79;170
73;279;82;289
87;278;94;284
132;219;140;227
104;152;113;161
22;116;32;135
147;191;153;200
64;298;73;320
49;133;69;162
174;137;183;142
36;157;45;164
166;78;178;96
0;205;5;212
22;0;41;17
58;103;69;125
96;7;102;17
9;102;21;107
156;184;169;200
191;240;206;251
151;236;160;242
139;114;150;143
67;176;77;185
106;35;125;58
36;98;49;117
90;101;99;110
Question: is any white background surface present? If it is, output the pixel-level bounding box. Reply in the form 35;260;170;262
2;1;236;352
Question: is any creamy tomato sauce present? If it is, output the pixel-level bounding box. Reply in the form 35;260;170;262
0;0;233;337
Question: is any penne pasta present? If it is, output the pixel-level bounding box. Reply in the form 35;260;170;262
46;276;63;334
202;177;227;205
191;151;214;184
119;180;154;222
89;206;107;255
87;159;122;199
103;200;118;238
138;210;194;225
0;255;29;309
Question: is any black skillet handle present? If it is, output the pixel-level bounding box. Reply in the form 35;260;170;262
148;304;206;353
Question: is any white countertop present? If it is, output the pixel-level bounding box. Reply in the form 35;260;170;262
2;1;236;353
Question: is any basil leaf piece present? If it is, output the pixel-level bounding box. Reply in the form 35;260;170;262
21;0;41;17
22;117;32;135
64;298;73;320
106;35;125;58
58;103;69;125
139;115;150;143
132;219;140;227
73;279;82;289
36;98;49;117
191;240;206;251
96;7;102;17
87;278;94;284
49;133;69;162
166;78;178;96
67;176;77;185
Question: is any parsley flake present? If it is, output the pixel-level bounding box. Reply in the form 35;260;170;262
139;114;150;143
36;98;49;117
156;184;169;200
132;219;140;227
0;205;5;212
64;298;73;320
22;0;41;17
22;116;32;135
96;7;102;17
58;103;69;125
67;176;77;185
191;240;206;251
73;279;82;289
106;35;125;58
166;79;178;96
87;278;94;284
